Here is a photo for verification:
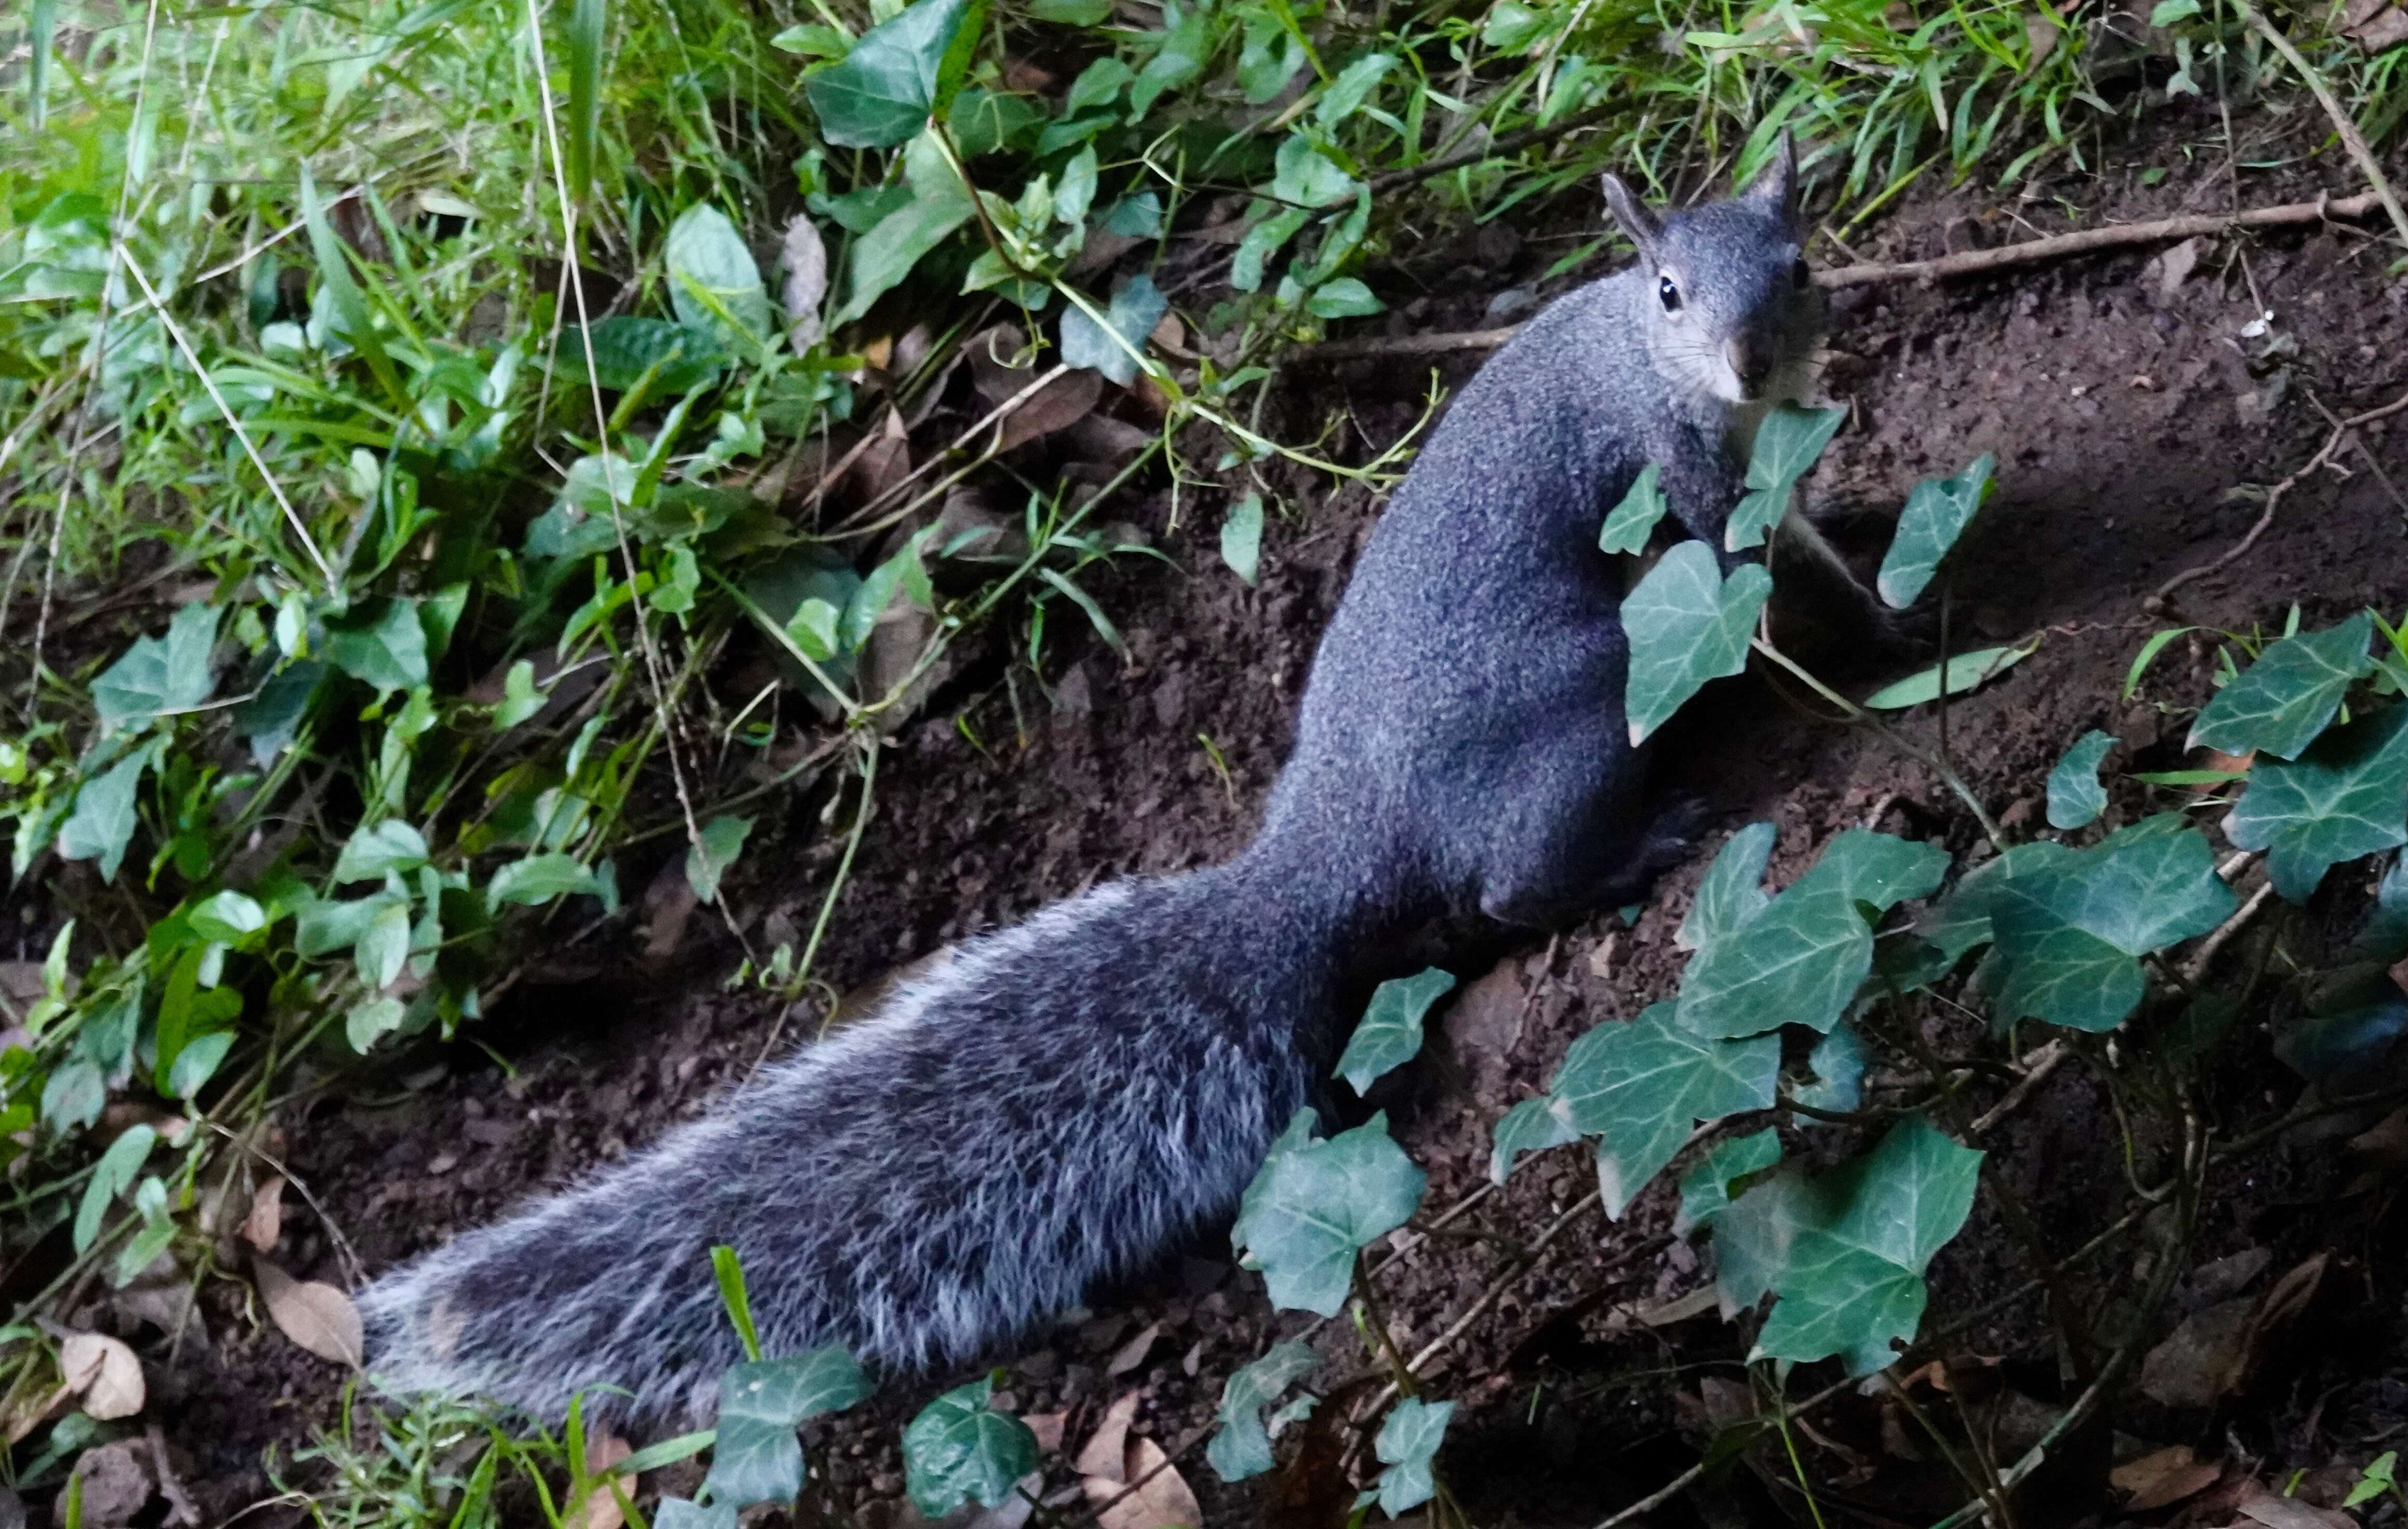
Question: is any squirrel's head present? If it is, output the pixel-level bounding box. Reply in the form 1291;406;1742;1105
1601;136;1820;407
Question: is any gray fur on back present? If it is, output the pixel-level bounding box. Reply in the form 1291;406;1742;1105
359;157;1830;1426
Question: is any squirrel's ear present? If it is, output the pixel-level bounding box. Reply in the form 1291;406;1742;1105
1743;132;1800;224
1602;174;1662;259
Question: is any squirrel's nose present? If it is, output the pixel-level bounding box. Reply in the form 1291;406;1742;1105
1725;336;1771;395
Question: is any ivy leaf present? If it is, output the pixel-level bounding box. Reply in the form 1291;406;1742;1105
1876;454;1993;608
654;1502;738;1529
1914;841;2065;964
1676;1127;1781;1233
686;815;756;906
91;605;221;732
1678;832;1948;1040
565;317;728;394
1988;816;2235;1030
2188;612;2374;761
294;893;398;957
1550;1002;1777;1217
494;660;547;729
487;853;604;908
1335;967;1455;1095
1305;278;1382;319
1268;133;1358;209
1795;1021;1869;1114
166;1030;235;1100
1128;1;1215;116
323;598;429;694
1598;464;1669;556
665;205;773;345
1726;404;1844;551
2224;704;2408;902
902;1378;1040;1519
1489;1095;1581;1185
347;995;408;1053
236;659;326;765
1676;821;1776;952
706;1349;871;1507
1721;1117;1981;1374
334;820;429;883
804;0;974;147
356;901;413;990
57;738;167;883
1624;543;1773;745
1231;1108;1426;1315
1862;645;2031;709
1236;11;1308;102
42;1062;105;1133
1060;275;1168;387
1206;1341;1321;1482
832;133;974;328
2046;729;2117;830
74;1125;157;1253
1221;493;1263;585
187;890;268;945
1370;1398;1454;1516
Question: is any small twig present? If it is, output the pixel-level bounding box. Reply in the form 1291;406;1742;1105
2151;381;2408;607
1970;1040;2069;1137
145;1425;202;1527
2229;0;2408;253
2185;877;2279;983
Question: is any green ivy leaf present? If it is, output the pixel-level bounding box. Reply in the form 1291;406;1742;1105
2225;704;2408;902
346;994;408;1053
1236;12;1308;102
1678;831;1949;1040
705;1349;871;1507
833;133;975;327
1232;1108;1426;1315
1624;543;1773;745
2046;729;2117;830
74;1125;155;1252
1305;277;1382;319
666;205;773;345
41;1061;105;1133
494;660;547;729
1128;0;1214;116
1221;493;1263;585
1370;1398;1453;1515
1060;275;1168;387
1206;1341;1321;1482
57;738;167;883
1861;645;2031;709
1598;463;1668;556
1676;821;1776;952
91;605;221;733
1489;1094;1581;1184
237;659;326;766
566;318;728;394
187;890;268;945
1988;816;2235;1030
487;854;604;908
1268;133;1357;209
804;0;974;147
1726;404;1844;552
1795;1021;1868;1114
902;1378;1040;1519
1335;967;1454;1095
686;815;756;905
2189;612;2374;761
1550;1001;1777;1217
1875;454;1993;609
166;1030;235;1100
1721;1117;1980;1374
653;1501;738;1529
323;598;429;694
335;820;429;883
356;900;413;990
1675;1126;1780;1233
1230;207;1309;293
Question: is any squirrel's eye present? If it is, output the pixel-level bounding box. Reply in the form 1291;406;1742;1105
1657;276;1682;313
1791;257;1812;290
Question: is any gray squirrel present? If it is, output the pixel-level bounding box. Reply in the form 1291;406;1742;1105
360;138;1873;1424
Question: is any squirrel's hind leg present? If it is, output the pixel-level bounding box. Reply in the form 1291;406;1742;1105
1468;725;1699;931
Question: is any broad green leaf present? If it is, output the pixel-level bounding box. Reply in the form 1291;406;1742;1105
1206;1341;1321;1482
1370;1398;1453;1515
665;206;773;344
166;1030;235;1100
1222;493;1263;585
323;598;429;694
347;995;407;1053
1231;1109;1426;1315
57;739;166;883
1599;464;1669;556
842;526;936;651
1914;841;2067;963
1236;12;1308;102
294;893;399;957
1305;278;1382;319
1550;1002;1777;1217
335;820;429;882
1104;192;1164;238
1676;821;1775;952
1482;0;1551;50
1876;454;1993;608
1989;816;2235;1030
654;1501;738;1529
1316;51;1396;125
1053;145;1098;225
75;1126;156;1252
357;901;413;990
1678;832;1948;1040
1675;1127;1780;1233
1128;1;1213;116
2225;704;2408;902
42;1062;105;1133
91;604;221;732
495;660;547;729
1031;0;1111;21
487;854;604;908
1060;275;1168;387
187;891;267;945
786;597;842;661
902;1378;1040;1519
1066;57;1131;112
1726;404;1844;551
1335;967;1454;1094
237;659;325;765
832;133;974;327
1715;1116;1980;1374
2046;729;2117;830
565;318;728;394
1624;543;1773;745
706;1349;871;1507
1231;207;1309;293
1489;1095;1580;1184
1268;134;1357;209
1795;1021;1868;1114
1862;645;2030;709
686;815;756;905
804;0;973;147
2189;611;2374;761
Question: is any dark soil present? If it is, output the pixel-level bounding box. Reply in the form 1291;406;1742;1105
157;133;2408;1529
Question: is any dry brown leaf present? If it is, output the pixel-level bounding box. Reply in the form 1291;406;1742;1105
2157;235;2203;299
781;214;828;353
59;1332;145;1421
1023;1411;1068;1454
2024;10;2058;68
242;1175;287;1254
2235;1486;2355;1529
1106;1321;1162;1377
575;1436;633;1529
2140;1298;2249;1408
1085;1438;1201;1529
253;1257;364;1368
1;1384;69;1446
1076;1392;1141;1480
69;1439;154;1528
2340;0;2408;51
2113;1444;2222;1511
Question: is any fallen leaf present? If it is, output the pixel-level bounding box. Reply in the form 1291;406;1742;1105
2340;0;2408;51
2155;236;2203;300
2139;1296;2250;1408
2233;1252;2327;1391
1075;1391;1141;1480
781;214;828;353
1085;1438;1201;1529
242;1175;287;1254
59;1332;145;1420
1;1384;67;1445
1024;1411;1068;1454
68;1439;154;1528
575;1436;633;1529
1106;1321;1162;1377
253;1257;364;1367
2114;1444;2222;1511
2235;1486;2356;1529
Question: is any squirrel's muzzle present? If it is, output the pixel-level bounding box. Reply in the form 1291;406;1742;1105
1725;335;1773;398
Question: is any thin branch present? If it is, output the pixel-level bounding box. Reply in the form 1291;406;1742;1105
2228;0;2408;253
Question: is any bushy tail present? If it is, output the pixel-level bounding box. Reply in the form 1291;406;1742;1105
358;858;1338;1425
